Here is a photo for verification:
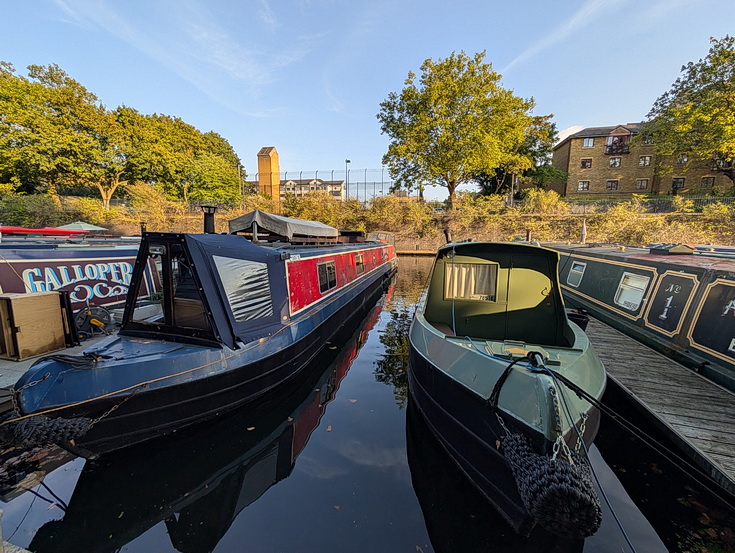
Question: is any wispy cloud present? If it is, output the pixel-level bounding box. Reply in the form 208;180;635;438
48;0;321;116
501;0;632;73
258;0;279;30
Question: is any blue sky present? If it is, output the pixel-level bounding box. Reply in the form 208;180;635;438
2;0;734;200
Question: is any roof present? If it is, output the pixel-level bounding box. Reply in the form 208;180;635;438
228;210;339;239
554;123;643;150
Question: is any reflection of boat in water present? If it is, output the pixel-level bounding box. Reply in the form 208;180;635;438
551;243;735;392
5;211;396;456
405;398;584;553
25;297;385;553
408;241;606;537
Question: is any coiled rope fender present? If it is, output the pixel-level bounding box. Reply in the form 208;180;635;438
503;432;602;538
0;414;92;448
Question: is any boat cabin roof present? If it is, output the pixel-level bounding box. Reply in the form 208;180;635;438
121;232;387;349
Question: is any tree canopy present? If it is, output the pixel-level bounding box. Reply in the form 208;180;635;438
0;63;245;208
641;35;735;184
376;51;549;208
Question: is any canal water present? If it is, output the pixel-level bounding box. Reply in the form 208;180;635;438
1;256;734;553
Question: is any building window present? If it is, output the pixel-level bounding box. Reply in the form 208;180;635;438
567;261;587;288
583;137;594;148
676;153;688;164
606;180;619;191
636;179;649;190
672;178;685;190
614;272;650;311
609;157;621;168
580;158;592;169
577;180;590;191
642;135;654;145
317;261;337;293
639;155;652;167
701;176;715;188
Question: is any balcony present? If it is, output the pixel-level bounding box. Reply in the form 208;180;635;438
604;143;630;155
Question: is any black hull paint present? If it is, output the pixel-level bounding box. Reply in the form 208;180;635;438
63;267;395;456
408;344;541;536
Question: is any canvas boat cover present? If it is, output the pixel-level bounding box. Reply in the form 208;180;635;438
228;210;338;239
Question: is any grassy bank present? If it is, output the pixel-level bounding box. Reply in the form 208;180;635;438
2;189;734;247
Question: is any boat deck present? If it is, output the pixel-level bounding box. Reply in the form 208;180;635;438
585;316;735;498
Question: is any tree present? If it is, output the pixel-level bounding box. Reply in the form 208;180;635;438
641;35;735;184
0;63;104;196
473;115;564;195
377;51;544;208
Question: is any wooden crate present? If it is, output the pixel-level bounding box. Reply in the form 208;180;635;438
0;292;66;360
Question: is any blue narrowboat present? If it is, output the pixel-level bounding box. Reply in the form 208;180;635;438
2;211;396;456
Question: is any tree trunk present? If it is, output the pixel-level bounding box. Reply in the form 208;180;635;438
447;181;458;210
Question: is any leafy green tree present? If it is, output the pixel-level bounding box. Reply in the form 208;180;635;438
641;36;735;185
0;63;104;196
377;51;544;208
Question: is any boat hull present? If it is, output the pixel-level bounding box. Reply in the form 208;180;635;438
408;343;538;536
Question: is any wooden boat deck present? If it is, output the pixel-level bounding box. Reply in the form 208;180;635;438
585;316;735;498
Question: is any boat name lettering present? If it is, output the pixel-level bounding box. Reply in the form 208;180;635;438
729;338;735;354
22;262;134;298
723;299;735;316
665;283;682;294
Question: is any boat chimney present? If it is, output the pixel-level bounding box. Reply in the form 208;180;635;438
201;205;217;234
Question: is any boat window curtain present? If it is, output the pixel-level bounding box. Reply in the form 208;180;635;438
213;255;274;322
444;263;497;301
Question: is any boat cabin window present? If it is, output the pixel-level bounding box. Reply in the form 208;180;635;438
567;261;587;288
614;272;650;311
355;253;365;275
318;261;337;293
128;242;211;332
212;255;274;322
444;263;497;301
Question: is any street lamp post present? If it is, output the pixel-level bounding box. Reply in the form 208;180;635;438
345;159;351;200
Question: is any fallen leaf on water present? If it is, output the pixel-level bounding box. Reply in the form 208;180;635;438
118;511;125;519
247;427;255;431
416;546;425;553
329;346;337;350
287;417;293;421
349;399;357;403
326;425;333;432
333;505;341;510
69;439;76;446
495;440;501;450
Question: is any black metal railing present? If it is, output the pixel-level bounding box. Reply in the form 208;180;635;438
604;143;630;155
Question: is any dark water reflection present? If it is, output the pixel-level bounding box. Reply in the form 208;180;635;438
0;255;733;552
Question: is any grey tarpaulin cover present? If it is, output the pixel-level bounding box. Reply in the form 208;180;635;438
228;210;338;239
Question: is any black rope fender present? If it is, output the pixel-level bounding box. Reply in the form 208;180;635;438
488;353;602;538
0;413;92;448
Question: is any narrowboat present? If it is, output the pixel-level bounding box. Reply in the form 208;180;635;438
1;211;396;456
24;298;380;553
552;243;735;392
408;241;606;537
0;228;140;311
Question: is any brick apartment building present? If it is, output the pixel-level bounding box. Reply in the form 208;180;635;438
551;123;730;196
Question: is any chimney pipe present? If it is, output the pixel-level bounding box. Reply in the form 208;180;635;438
201;205;217;234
